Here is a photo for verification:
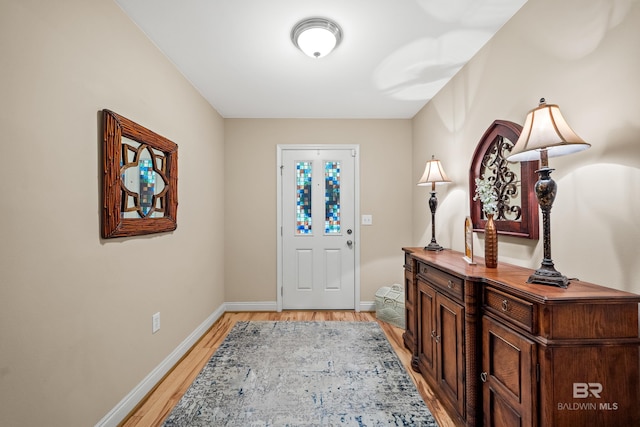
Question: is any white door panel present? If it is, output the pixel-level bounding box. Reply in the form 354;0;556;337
280;147;357;310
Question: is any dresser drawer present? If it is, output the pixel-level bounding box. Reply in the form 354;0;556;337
404;251;414;271
417;262;464;301
484;286;535;333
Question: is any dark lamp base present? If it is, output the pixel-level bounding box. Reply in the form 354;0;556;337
529;166;569;288
527;262;569;288
424;241;444;251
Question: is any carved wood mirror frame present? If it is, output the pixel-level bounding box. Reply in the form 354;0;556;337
469;120;539;239
102;110;178;238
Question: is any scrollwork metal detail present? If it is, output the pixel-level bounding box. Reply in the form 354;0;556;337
480;135;522;221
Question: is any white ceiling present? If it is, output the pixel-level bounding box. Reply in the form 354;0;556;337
114;0;528;119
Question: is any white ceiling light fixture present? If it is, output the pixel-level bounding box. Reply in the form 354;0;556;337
291;17;343;58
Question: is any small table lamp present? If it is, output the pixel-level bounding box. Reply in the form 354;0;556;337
507;98;590;287
418;156;451;251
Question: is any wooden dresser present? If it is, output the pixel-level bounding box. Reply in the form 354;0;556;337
402;247;640;427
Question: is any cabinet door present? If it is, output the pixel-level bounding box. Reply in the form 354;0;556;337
403;269;417;355
482;315;536;427
436;292;465;417
417;280;436;380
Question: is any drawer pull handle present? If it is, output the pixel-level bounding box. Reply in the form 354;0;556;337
447;280;454;289
431;330;436;339
480;372;488;383
501;300;510;312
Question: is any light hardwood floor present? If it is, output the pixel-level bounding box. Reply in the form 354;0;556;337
120;311;462;427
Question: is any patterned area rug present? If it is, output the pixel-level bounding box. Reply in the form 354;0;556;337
163;321;438;426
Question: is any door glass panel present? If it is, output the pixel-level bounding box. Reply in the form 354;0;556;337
325;161;341;234
296;161;312;234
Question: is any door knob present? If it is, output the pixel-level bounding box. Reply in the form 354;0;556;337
347;240;353;247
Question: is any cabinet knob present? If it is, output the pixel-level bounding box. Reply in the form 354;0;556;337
501;299;509;312
480;372;488;383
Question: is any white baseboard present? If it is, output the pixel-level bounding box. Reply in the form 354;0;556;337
94;304;226;427
96;300;376;426
360;300;376;312
224;301;278;312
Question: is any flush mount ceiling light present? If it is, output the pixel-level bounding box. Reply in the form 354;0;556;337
291;17;342;58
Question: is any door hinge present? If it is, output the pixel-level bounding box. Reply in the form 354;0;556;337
281;286;283;297
351;149;356;157
280;226;283;236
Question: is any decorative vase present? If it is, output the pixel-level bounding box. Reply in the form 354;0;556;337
484;213;498;268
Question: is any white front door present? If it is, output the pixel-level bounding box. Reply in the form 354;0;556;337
278;146;358;310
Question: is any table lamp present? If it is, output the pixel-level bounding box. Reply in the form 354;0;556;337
507;98;590;287
418;156;451;251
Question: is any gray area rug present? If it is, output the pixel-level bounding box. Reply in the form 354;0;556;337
163;321;438;426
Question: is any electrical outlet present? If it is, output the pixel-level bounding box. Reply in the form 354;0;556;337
361;214;373;225
152;312;161;334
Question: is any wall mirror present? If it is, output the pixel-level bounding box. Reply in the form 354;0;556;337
102;109;178;238
469;120;539;239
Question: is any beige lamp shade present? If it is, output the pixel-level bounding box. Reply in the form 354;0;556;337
507;99;590;163
417;156;451;186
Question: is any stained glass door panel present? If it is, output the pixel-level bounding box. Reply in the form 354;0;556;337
296;161;312;234
325;161;341;234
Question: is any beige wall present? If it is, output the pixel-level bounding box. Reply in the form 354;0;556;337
224;119;413;304
412;0;640;294
0;1;225;426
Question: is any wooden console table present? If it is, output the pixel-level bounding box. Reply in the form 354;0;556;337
402;247;640;427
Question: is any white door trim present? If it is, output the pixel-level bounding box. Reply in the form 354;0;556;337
276;144;360;312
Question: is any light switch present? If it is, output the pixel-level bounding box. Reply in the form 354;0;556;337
152;312;160;334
